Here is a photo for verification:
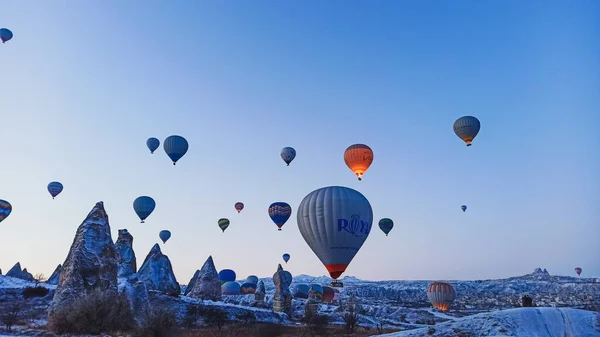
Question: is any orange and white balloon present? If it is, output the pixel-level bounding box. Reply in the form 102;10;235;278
427;282;456;311
344;144;373;181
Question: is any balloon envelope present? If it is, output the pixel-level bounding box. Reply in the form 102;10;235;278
218;218;230;232
427;282;456;311
234;202;244;213
322;286;335;303
47;181;64;199
378;218;393;236
146;137;160;154
221;281;241;295
280;147;296;166
575;267;582;276
218;269;236;284
0;28;13;43
283;253;290;263
246;275;259;284
159;230;171;244
240;282;257;294
297;186;373;279
133;196;156;223
461;205;467;212
344;144;374;181
294;284;310;298
163;135;189;165
269;202;292;231
453;116;481;146
0;199;12;223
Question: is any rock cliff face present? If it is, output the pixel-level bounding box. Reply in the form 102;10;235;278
46;264;62;285
115;229;136;278
48;202;118;314
137;244;180;296
272;264;292;313
184;270;200;296
186;256;221;301
6;262;34;281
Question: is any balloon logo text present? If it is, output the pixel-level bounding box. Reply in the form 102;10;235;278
338;214;371;238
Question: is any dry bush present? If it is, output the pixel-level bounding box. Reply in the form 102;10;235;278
136;305;177;337
48;289;135;334
0;301;25;332
22;286;49;299
203;306;228;331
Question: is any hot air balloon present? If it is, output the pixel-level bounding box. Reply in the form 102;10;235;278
219;269;236;284
280;147;296;166
133;196;156;223
240;282;257;294
269;202;292;231
575;267;582;276
427;282;456;311
234;202;244;213
159;230;171;244
453;116;481;146
333;288;341;301
47;182;64;199
297;186;373;282
294;284;310;299
146;137;160;154
378;218;393;236
222;281;241;295
0;28;13;43
322;286;335;303
344;144;373;181
218;218;230;232
0;200;12;223
163;135;189;165
282;253;290;264
246;275;259;284
461;205;467;212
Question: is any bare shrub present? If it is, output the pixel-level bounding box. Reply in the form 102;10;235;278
48;289;134;334
203;306;227;331
0;301;24;332
33;273;46;287
341;293;361;333
427;327;436;335
377;317;387;333
235;311;257;325
137;305;177;337
184;303;203;329
22;286;49;299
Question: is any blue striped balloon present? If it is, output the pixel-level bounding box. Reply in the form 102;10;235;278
47;182;64;199
269;202;292;231
453;116;481;146
163;135;189;165
133;196;156;223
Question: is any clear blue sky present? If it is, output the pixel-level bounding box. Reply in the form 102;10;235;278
1;0;598;283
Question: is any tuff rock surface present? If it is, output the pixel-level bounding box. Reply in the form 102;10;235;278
115;229;136;278
46;264;62;285
186;256;221;301
48;202;119;315
137;243;180;296
272;264;292;313
6;262;34;281
121;276;151;325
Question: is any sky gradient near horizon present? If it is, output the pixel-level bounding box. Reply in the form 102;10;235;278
1;1;598;283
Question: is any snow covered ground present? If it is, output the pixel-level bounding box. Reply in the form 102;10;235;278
376;307;600;337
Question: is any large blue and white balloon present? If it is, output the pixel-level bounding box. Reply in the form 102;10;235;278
47;182;64;199
297;186;373;280
164;135;189;165
133;196;156;223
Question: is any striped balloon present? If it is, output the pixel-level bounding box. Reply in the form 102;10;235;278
0;199;12;223
218;218;230;232
146;137;160;154
378;218;393;236
268;202;292;231
47;181;64;199
453;116;481;146
297;186;373;280
234;202;244;213
133;196;156;223
427;282;456;311
344;144;374;181
163;135;189;165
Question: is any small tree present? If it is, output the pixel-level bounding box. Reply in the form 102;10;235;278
33;273;46;287
203;307;227;331
377;317;387;333
341;293;361;333
0;301;24;332
235;311;257;325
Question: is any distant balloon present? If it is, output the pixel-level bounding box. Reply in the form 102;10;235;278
282;253;291;264
0;200;12;223
219;269;236;284
378;218;393;236
344;144;374;181
0;28;13;43
240;282;257;294
310;284;324;295
163;135;189;165
293;284;310;299
47;182;64;199
333;288;341;301
283;270;293;284
280;147;296;166
159;230;171;244
427;282;456;311
146;137;160;154
322;286;335;303
221;281;241;295
268;202;292;231
218;218;230;232
461;205;467;212
575;267;582;276
234;202;244;213
297;186;373;280
133;196;156;223
246;275;259;284
453;116;481;147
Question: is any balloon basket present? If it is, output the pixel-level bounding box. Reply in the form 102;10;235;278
330;281;344;288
